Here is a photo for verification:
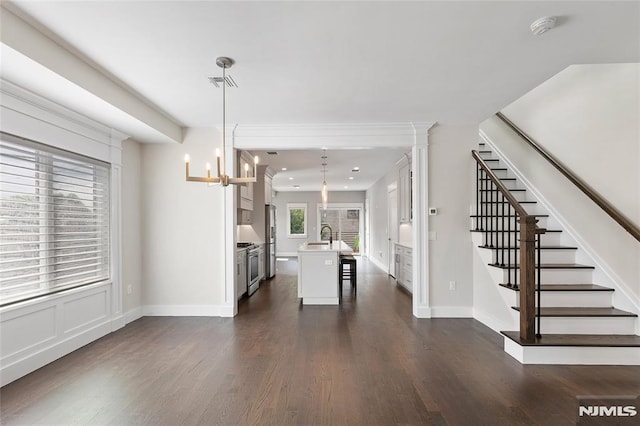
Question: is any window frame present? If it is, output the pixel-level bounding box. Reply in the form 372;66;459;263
286;203;307;238
0;132;111;307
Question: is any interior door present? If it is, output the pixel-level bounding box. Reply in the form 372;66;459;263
388;187;398;277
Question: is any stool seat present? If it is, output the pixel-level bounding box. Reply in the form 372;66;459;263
339;255;357;295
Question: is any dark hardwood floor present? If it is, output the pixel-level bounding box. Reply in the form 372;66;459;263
1;257;638;425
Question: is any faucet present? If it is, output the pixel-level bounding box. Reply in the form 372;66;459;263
320;224;333;244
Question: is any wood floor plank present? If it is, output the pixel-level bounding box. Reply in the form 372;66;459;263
1;257;639;425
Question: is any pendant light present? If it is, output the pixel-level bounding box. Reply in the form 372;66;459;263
321;150;328;210
184;57;258;186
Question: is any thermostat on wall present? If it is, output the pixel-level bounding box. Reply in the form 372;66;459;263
428;207;438;215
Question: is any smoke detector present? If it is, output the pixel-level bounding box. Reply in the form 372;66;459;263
530;16;556;35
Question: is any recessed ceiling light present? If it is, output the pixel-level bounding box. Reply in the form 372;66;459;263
281;167;287;171
293;185;300;189
344;186;348;189
288;177;294;180
352;167;360;172
348;176;354;180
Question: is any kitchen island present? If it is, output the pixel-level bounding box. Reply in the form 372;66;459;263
297;241;352;305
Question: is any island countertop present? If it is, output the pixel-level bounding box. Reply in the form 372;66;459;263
298;241;352;253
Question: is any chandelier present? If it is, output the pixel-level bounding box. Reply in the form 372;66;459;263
321;150;328;210
184;57;258;186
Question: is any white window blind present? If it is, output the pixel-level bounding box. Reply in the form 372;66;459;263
0;133;110;306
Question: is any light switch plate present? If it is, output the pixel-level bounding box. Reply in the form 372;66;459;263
324;260;333;265
428;207;438;215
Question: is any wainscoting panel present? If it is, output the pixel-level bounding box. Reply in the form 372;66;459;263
0;282;113;386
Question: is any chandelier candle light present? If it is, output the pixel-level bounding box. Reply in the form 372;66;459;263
184;57;258;186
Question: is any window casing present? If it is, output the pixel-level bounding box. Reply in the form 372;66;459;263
287;203;307;238
0;133;110;306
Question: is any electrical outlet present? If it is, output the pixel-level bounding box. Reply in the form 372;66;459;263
449;281;456;291
127;284;132;295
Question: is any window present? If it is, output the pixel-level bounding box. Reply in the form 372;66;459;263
0;133;111;306
287;203;307;238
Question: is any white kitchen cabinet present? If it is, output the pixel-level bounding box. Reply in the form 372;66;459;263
398;161;411;223
238;209;252;225
395;243;412;293
236;249;247;299
238;151;255;211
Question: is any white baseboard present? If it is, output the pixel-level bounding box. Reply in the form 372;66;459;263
413;305;432;318
124;307;143;324
368;256;389;274
142;304;230;317
430;306;473;318
1;320;111;387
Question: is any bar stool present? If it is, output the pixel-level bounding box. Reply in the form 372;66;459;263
339;254;357;294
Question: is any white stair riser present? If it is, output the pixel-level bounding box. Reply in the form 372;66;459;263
538;317;636;334
497;268;593;284
479;203;547;216
504;338;640;365
513;291;613;308
484;248;576;264
479;231;563;246
478;179;520;190
471;216;552;230
479;190;532;202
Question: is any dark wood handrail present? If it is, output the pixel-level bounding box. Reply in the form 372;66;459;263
472;150;530;218
497;112;640;242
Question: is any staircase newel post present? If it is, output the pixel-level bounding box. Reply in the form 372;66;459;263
519;215;537;342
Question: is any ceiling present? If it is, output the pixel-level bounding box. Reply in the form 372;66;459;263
1;1;638;192
252;148;408;192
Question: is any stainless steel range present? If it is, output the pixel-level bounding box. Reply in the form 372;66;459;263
238;242;260;296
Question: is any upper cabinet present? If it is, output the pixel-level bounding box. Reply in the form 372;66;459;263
398;157;412;223
238;151;255;211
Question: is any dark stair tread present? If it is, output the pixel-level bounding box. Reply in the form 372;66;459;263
480;177;516;181
471;229;560;234
479;188;526;192
482;159;500;162
491;263;594;270
510;306;637;317
483;201;537;205
491;167;508;171
501;331;640;347
479;244;576;250
478;150;492;154
499;283;613;292
470;214;549;218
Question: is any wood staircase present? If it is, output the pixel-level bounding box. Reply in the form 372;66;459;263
472;141;640;364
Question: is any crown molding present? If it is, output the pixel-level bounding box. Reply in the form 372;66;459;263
234;122;430;150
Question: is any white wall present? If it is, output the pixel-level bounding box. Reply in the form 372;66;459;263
272;191;366;255
427;124;479;315
121;139;143;321
493;63;640;300
141;128;227;315
366;163;402;271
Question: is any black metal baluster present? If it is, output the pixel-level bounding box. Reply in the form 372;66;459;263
489;180;494;248
501;192;506;267
506;203;512;287
482;170;488;245
514;213;519;290
476;163;480;231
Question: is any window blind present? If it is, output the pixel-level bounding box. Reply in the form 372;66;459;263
0;133;110;306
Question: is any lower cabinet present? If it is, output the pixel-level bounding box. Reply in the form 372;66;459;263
395;244;413;293
236;249;247;299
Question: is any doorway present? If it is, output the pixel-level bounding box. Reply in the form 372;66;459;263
387;185;398;277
